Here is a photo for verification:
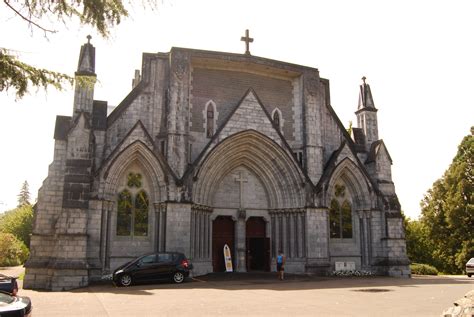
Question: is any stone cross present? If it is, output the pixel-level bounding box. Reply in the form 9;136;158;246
234;171;248;208
240;29;254;55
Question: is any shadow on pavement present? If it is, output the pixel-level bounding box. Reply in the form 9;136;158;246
64;272;473;295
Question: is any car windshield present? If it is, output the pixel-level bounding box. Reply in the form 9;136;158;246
468;258;474;264
0;292;15;306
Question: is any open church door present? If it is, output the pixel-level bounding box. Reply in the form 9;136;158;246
264;237;270;272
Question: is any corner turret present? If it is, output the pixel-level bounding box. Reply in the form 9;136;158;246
73;35;96;117
355;76;378;151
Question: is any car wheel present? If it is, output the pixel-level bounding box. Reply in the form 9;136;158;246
119;274;133;286
173;271;185;284
468;274;472;278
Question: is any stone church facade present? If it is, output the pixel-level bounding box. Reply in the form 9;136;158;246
24;37;410;290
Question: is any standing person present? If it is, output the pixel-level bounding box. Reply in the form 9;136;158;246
276;250;286;280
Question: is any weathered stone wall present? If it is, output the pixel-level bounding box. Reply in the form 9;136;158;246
166;203;192;255
212;167;269;209
106;57;167;159
190;68;294;137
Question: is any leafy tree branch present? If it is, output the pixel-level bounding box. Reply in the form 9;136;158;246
1;0;157;99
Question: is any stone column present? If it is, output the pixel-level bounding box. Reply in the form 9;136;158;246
305;207;330;274
165;202;192;256
302;71;324;184
235;209;247;272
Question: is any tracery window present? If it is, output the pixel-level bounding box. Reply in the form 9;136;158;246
329;184;352;239
117;172;149;236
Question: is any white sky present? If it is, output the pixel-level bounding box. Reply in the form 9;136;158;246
0;0;473;219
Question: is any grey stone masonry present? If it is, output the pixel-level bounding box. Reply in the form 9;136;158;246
26;39;410;290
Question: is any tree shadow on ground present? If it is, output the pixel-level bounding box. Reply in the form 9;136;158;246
63;273;474;295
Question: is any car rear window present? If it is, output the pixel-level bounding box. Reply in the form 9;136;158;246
157;253;173;262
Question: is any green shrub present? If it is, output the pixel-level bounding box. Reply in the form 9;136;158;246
410;263;439;275
0;233;29;266
0;205;33;247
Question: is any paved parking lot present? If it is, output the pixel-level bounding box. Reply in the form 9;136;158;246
3;267;474;316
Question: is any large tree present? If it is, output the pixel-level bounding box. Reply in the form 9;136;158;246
419;127;474;273
1;0;156;98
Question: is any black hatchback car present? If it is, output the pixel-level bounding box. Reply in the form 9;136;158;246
0;274;18;296
113;252;193;286
0;291;32;317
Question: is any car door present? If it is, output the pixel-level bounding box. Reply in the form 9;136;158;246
133;254;160;282
156;253;175;279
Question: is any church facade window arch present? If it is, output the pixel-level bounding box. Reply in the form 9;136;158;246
116;172;149;236
329;184;353;239
203;100;218;138
271;108;283;133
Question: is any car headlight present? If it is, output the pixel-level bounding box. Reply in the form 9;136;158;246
114;269;124;275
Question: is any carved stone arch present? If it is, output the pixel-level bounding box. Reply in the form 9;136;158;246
203;100;218;138
102;140;169;203
326;157;372;210
193;130;305;208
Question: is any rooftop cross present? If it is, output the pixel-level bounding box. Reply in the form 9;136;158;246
240;29;254;55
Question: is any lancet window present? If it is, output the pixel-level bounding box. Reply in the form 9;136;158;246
329;184;353;239
117;172;149;236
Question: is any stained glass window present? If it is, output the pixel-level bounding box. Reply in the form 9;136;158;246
134;190;149;236
329;185;353;239
116;173;149;237
117;190;132;236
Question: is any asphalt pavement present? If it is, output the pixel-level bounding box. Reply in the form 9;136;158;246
2;266;473;316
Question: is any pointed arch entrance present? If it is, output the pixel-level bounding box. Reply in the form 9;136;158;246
194;130;306;273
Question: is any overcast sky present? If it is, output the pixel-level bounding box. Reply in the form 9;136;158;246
1;0;472;218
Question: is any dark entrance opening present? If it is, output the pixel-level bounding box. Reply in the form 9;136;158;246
212;216;235;272
246;217;270;271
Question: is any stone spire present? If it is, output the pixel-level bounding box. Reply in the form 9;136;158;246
73;35;97;116
355;76;379;150
357;76;377;110
76;35;95;75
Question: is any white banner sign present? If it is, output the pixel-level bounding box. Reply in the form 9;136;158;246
223;244;233;272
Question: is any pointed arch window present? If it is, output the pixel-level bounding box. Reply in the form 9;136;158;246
271;108;283;133
273;111;280;128
117;190;132;236
117;173;149;236
134;190;149;236
204;100;218;138
329;184;353;239
207;107;214;138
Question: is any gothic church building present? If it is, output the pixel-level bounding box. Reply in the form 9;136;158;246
25;36;410;290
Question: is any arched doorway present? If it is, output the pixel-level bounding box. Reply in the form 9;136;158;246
212;216;235;272
246;217;270;271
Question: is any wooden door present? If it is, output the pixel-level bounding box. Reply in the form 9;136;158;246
212;216;235;272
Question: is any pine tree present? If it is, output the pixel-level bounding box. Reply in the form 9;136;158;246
17;180;31;207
